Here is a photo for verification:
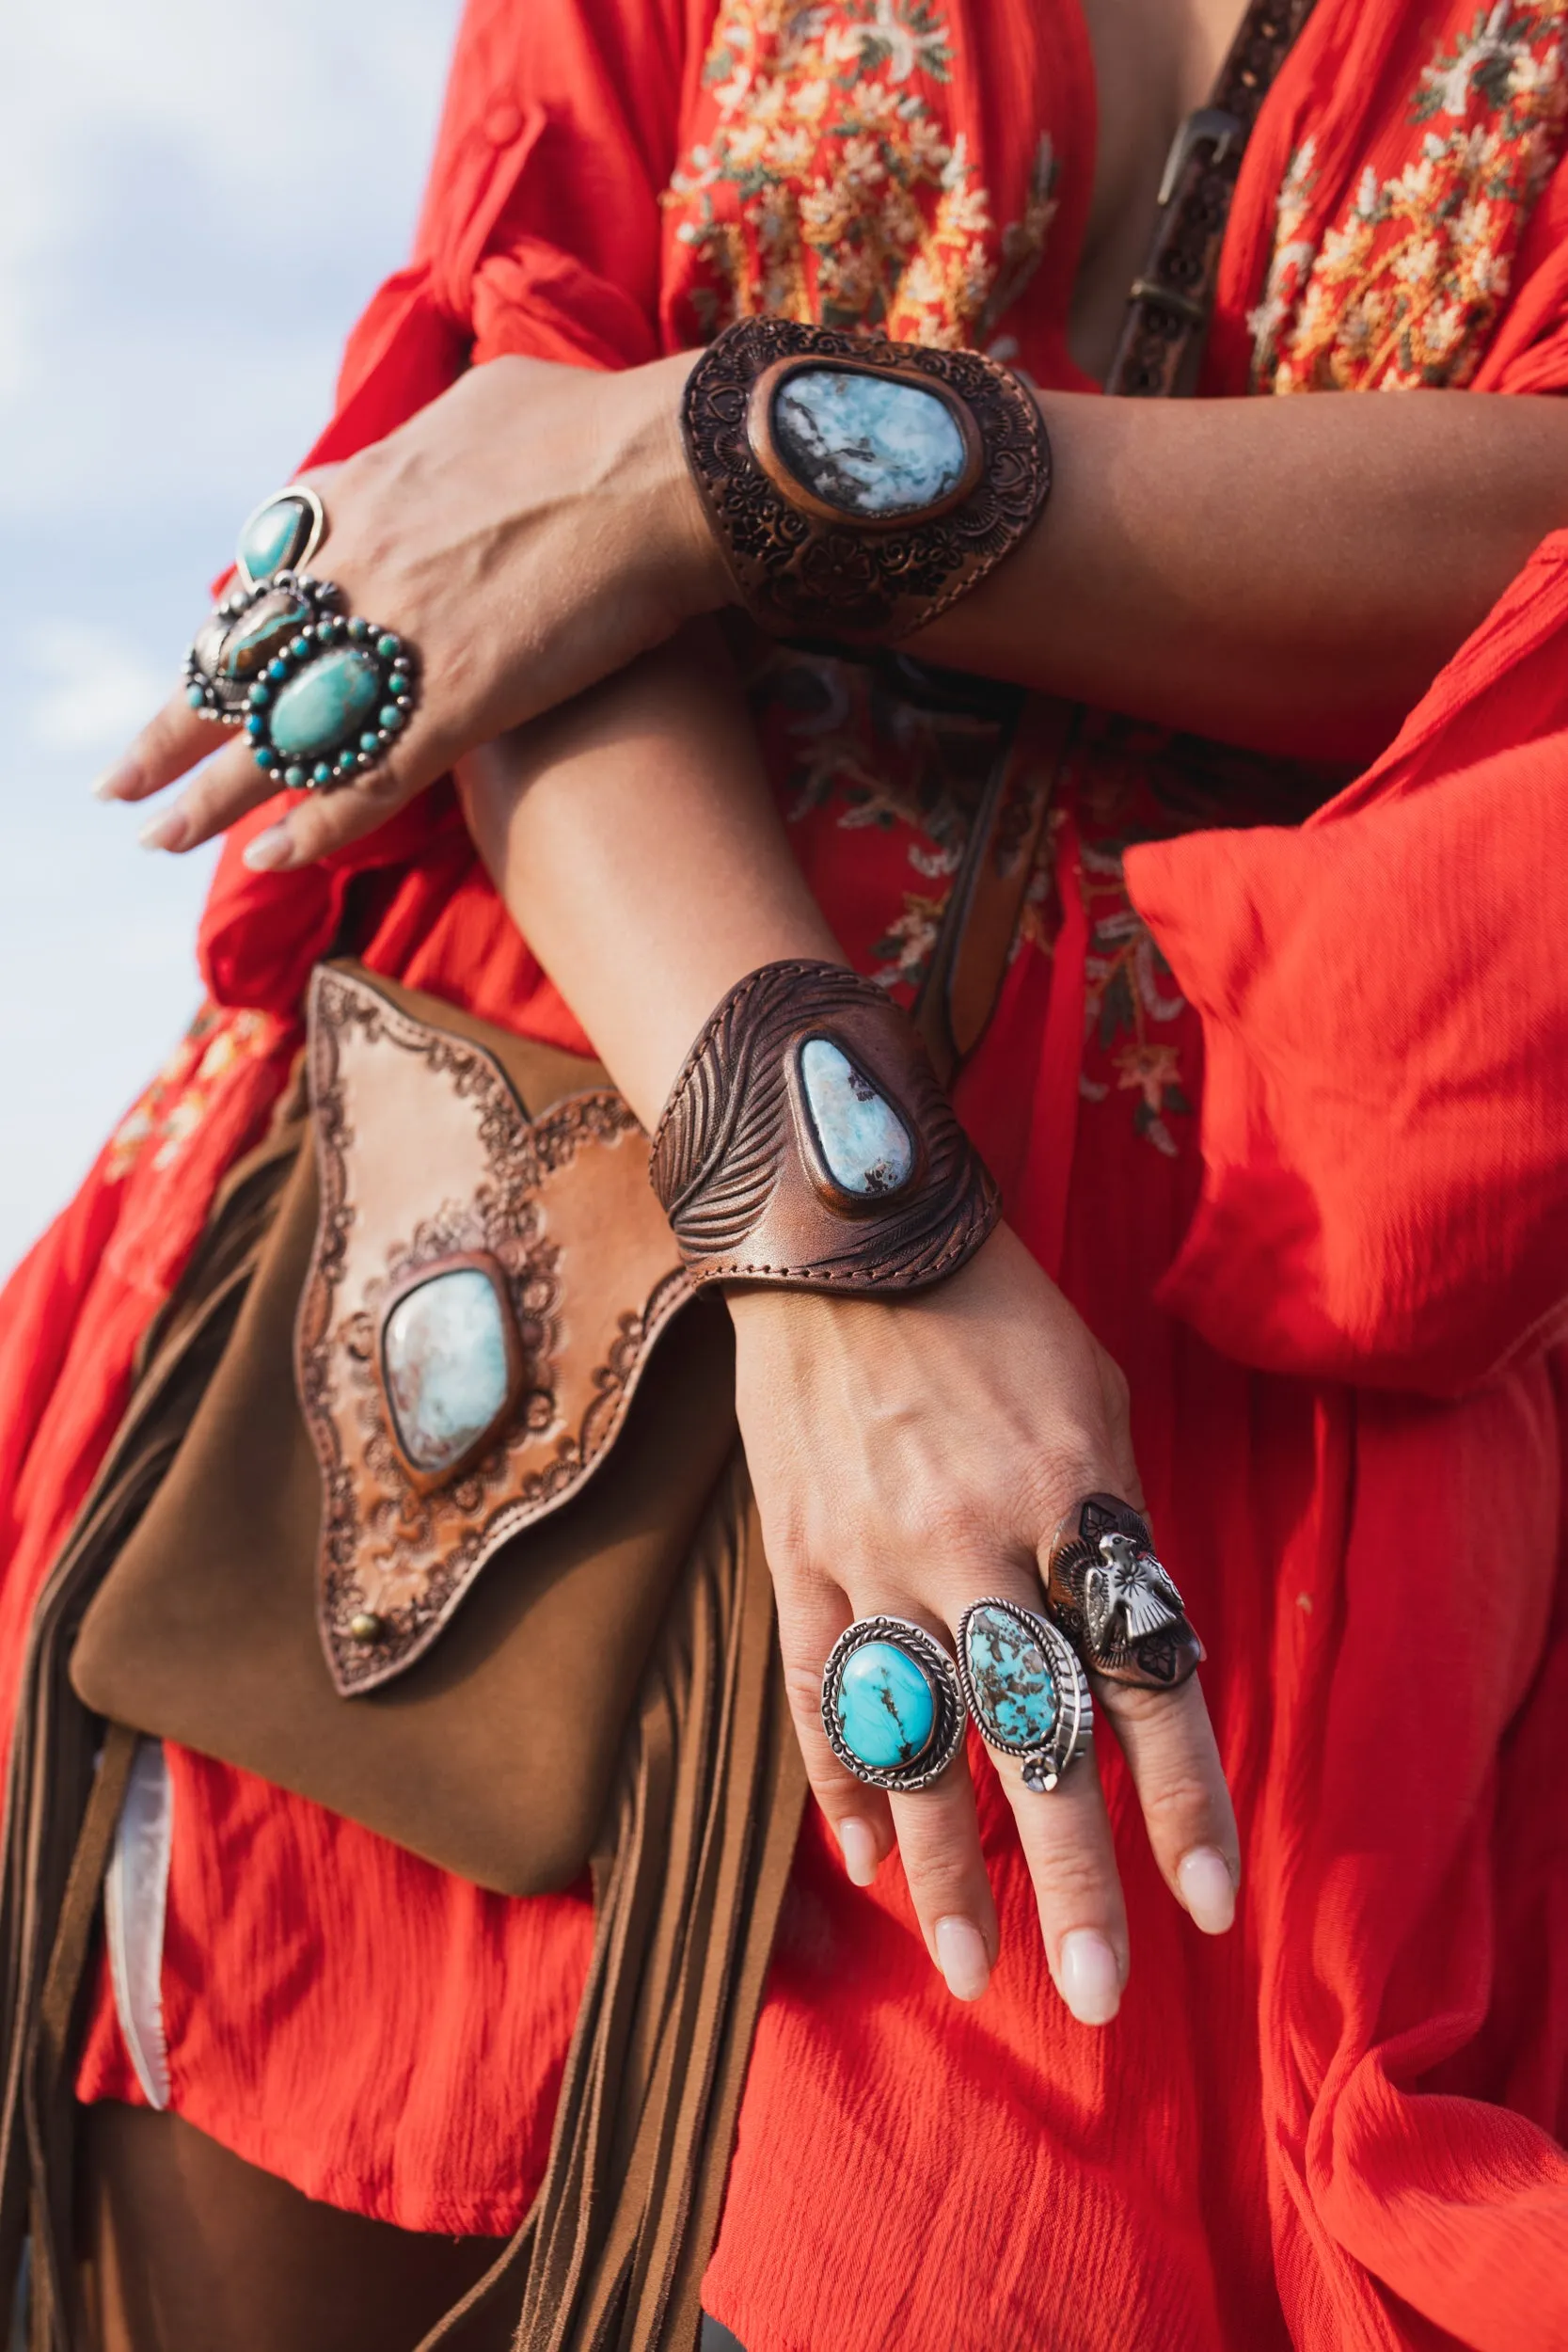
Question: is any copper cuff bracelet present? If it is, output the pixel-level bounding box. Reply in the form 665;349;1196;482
649;960;1000;1293
1043;1494;1203;1692
679;316;1052;645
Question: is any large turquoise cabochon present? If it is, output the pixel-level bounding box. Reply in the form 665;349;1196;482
269;650;383;760
771;369;969;518
383;1266;512;1476
239;495;315;585
964;1604;1058;1749
834;1640;936;1770
799;1037;914;1197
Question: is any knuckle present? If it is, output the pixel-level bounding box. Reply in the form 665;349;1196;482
1028;1838;1116;1919
1135;1768;1222;1841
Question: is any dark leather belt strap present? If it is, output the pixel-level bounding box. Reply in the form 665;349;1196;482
1108;0;1319;398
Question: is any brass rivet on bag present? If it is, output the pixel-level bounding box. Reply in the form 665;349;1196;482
348;1612;384;1645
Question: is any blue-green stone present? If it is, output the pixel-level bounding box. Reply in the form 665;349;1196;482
379;706;404;729
186;685;205;708
349;617;370;642
238;494;314;585
268;649;383;761
963;1605;1058;1751
247;684;269;707
834;1640;936;1771
268;659;288;680
254;748;275;770
799;1037;914;1197
245;715;265;738
376;632;400;658
284;767;305;789
771;368;969;518
360;732;381;753
383;1265;513;1476
313;762;333;784
290;636;311;659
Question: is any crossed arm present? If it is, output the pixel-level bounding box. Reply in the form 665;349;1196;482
98;354;1568;2018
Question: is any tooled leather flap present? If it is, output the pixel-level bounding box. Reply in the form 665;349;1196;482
298;963;690;1695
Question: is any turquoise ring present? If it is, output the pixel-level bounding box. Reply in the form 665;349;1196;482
183;489;420;793
956;1596;1092;1794
820;1616;965;1793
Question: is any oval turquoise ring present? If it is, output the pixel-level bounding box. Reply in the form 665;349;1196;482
819;1616;966;1793
182;489;420;793
956;1596;1092;1794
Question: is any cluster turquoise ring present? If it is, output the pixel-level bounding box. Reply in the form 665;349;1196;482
956;1597;1093;1794
183;488;420;793
820;1616;966;1793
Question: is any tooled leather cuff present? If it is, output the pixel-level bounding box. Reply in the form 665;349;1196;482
649;961;1000;1292
680;317;1052;646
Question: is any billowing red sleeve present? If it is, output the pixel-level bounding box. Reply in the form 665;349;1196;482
302;0;713;465
1127;532;1568;1395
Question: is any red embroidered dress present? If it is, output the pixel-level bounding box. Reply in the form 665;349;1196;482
5;0;1568;2344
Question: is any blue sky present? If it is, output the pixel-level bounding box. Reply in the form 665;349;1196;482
0;0;464;1277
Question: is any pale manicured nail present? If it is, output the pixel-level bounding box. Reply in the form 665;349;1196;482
1178;1847;1236;1935
93;761;139;802
836;1817;880;1888
138;806;188;853
242;825;294;874
1058;1930;1121;2026
934;1915;990;2003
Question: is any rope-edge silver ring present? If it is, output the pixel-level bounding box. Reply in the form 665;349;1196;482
820;1613;966;1793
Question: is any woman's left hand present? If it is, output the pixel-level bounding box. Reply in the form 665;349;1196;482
96;351;727;870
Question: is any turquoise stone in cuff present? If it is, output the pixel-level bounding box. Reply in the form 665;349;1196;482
269;649;383;761
383;1266;513;1477
963;1604;1058;1750
771;369;969;518
238;494;316;586
799;1037;914;1198
834;1640;936;1771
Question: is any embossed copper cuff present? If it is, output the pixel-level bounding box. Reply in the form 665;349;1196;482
649;961;999;1293
1044;1495;1203;1692
679;317;1052;645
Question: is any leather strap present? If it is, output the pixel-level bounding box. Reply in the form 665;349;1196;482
1106;0;1319;397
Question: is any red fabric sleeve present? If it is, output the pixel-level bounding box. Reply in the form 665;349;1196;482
1127;532;1568;1395
198;0;713;1034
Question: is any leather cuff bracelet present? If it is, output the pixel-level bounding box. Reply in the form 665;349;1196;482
680;317;1052;646
649;961;1000;1293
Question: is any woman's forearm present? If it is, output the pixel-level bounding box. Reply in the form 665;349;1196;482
458;626;839;1128
911;388;1568;761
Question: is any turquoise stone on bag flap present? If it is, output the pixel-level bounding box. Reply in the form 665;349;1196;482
216;590;310;682
238;493;316;585
799;1037;914;1198
771;369;969;518
382;1266;513;1478
269;649;382;760
964;1605;1058;1750
835;1641;937;1771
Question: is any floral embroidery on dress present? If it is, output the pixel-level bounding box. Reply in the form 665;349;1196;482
1252;1;1568;389
666;0;1057;347
106;1006;277;1184
1079;844;1191;1160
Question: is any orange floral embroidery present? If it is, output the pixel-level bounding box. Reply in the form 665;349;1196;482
666;0;1057;347
1253;1;1568;389
1080;846;1191;1159
106;1005;277;1184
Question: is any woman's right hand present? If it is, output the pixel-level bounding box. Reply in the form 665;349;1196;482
728;1221;1240;2022
96;350;729;872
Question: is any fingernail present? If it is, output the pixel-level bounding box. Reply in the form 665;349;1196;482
242;825;293;874
1178;1847;1236;1936
934;1915;990;2003
138;807;188;853
836;1817;880;1888
1058;1930;1121;2026
92;761;139;802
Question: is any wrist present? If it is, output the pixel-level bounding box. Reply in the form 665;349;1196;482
628;351;736;621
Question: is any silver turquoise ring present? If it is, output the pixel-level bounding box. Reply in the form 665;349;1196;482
183;488;420;793
820;1615;966;1792
955;1596;1092;1793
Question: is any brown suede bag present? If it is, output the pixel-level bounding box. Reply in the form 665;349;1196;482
71;961;739;1898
